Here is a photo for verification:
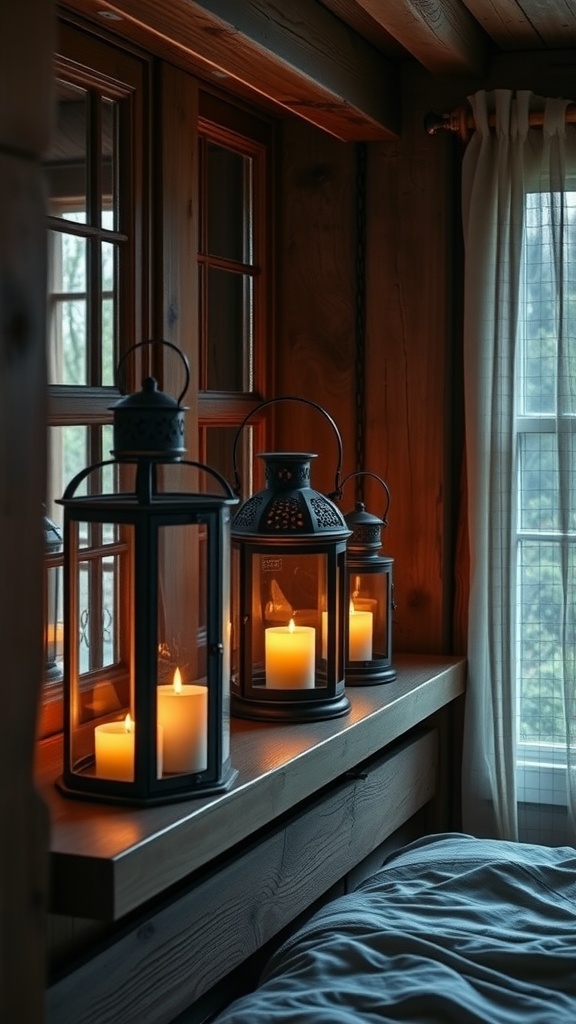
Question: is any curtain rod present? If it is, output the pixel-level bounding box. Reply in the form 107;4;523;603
424;104;576;142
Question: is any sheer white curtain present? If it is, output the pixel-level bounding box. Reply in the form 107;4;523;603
461;89;576;843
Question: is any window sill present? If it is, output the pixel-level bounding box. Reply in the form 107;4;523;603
36;653;466;922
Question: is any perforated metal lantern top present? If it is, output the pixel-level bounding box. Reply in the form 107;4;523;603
232;453;350;542
110;339;190;461
344;500;386;556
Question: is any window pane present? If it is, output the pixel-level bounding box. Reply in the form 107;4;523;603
44;80;88;222
520;191;576;415
101;97;117;230
518;433;559;531
517;539;566;744
207;267;253;390
101;240;116;386
48;425;120;530
520;194;558;415
207;143;252;262
48;228;87;385
204;425;252;495
78;548;121;676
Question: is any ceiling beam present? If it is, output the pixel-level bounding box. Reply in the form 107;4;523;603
351;0;488;75
64;0;400;140
463;0;576;50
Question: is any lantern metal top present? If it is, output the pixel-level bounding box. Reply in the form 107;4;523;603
341;471;391;556
111;339;190;461
230;397;351;541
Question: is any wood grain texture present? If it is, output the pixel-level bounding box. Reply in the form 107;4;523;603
364;69;461;655
352;0;488;74
37;654;465;921
61;0;399;141
155;62;200;433
462;0;576;50
46;729;438;1024
274;119;358;497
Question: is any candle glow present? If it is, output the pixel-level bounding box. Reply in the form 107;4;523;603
348;600;373;662
94;713;135;781
157;668;208;774
265;617;316;688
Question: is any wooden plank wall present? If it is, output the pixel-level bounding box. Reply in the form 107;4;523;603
275;81;462;656
274;120;358;498
0;1;55;1020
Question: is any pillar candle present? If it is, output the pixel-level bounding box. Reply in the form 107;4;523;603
349;603;373;661
265;618;315;688
157;668;208;773
94;714;164;781
94;713;135;781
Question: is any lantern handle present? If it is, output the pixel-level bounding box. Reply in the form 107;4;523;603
340;470;391;525
60;458;237;502
231;395;344;499
115;339;191;406
179;460;238;501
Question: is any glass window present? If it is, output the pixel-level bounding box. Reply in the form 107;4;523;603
197;95;273;497
516;189;576;805
39;28;144;737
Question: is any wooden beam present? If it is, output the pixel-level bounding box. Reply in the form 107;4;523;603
351;0;488;75
464;0;576;50
62;0;400;140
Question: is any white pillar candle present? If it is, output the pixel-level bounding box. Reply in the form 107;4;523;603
157;668;208;773
94;714;164;781
94;713;135;781
349;602;373;661
265;618;316;688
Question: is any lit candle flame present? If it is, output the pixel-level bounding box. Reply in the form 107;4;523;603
124;713;133;733
173;667;182;694
288;618;295;633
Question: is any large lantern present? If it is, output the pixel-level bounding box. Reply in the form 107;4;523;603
57;340;238;805
230;397;351;722
340;471;396;684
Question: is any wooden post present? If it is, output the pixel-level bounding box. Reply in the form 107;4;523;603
0;2;55;1020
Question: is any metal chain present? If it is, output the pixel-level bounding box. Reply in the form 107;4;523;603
355;142;367;505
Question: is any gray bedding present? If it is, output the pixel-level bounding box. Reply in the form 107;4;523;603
213;832;576;1023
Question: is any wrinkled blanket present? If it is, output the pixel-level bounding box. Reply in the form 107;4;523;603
214;832;576;1023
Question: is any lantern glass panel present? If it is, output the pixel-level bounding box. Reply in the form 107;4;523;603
348;571;388;661
156;525;209;778
249;550;327;689
68;521;133;779
155;519;231;779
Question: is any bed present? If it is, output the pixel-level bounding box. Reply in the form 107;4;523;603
212;832;576;1023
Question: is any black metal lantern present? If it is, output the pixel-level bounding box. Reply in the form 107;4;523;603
44;512;63;683
230;397;351;722
57;340;238;805
340;472;396;684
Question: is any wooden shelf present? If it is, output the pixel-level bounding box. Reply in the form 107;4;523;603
37;653;465;922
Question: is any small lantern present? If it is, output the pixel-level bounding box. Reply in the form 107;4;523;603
57;340;238;805
230;397;351;722
340;472;396;684
44;512;64;683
